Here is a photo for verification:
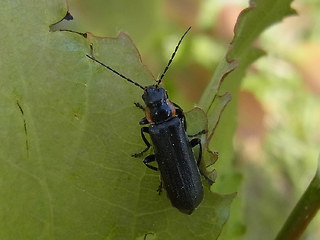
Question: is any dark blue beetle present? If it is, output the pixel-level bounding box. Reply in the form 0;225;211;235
87;27;206;214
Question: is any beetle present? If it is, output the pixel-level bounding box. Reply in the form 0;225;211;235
86;27;208;214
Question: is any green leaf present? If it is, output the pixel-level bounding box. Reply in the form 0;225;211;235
202;1;297;239
0;1;235;239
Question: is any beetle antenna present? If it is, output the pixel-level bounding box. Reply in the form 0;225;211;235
86;54;145;90
156;26;191;87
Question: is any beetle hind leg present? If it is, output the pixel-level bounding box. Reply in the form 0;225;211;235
143;154;158;171
190;138;215;185
190;138;202;166
157;180;163;195
143;155;164;193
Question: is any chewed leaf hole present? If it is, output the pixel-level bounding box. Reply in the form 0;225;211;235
49;11;87;38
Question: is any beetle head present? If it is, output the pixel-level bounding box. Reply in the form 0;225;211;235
142;86;167;106
142;86;175;123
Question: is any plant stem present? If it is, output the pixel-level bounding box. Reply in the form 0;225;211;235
275;155;320;240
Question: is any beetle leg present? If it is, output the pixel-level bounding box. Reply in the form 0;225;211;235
199;169;215;185
190;138;215;185
157;180;163;195
188;129;207;138
133;102;149;125
190;138;202;166
134;102;145;111
132;127;151;157
144;233;155;240
172;102;187;130
143;154;158;171
143;156;162;193
176;108;186;130
139;117;149;125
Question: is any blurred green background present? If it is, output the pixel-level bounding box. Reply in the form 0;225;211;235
65;0;320;239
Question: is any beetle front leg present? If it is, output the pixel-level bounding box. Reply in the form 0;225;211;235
134;102;145;111
133;103;149;125
132;127;151;157
172;102;187;130
139;117;149;125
